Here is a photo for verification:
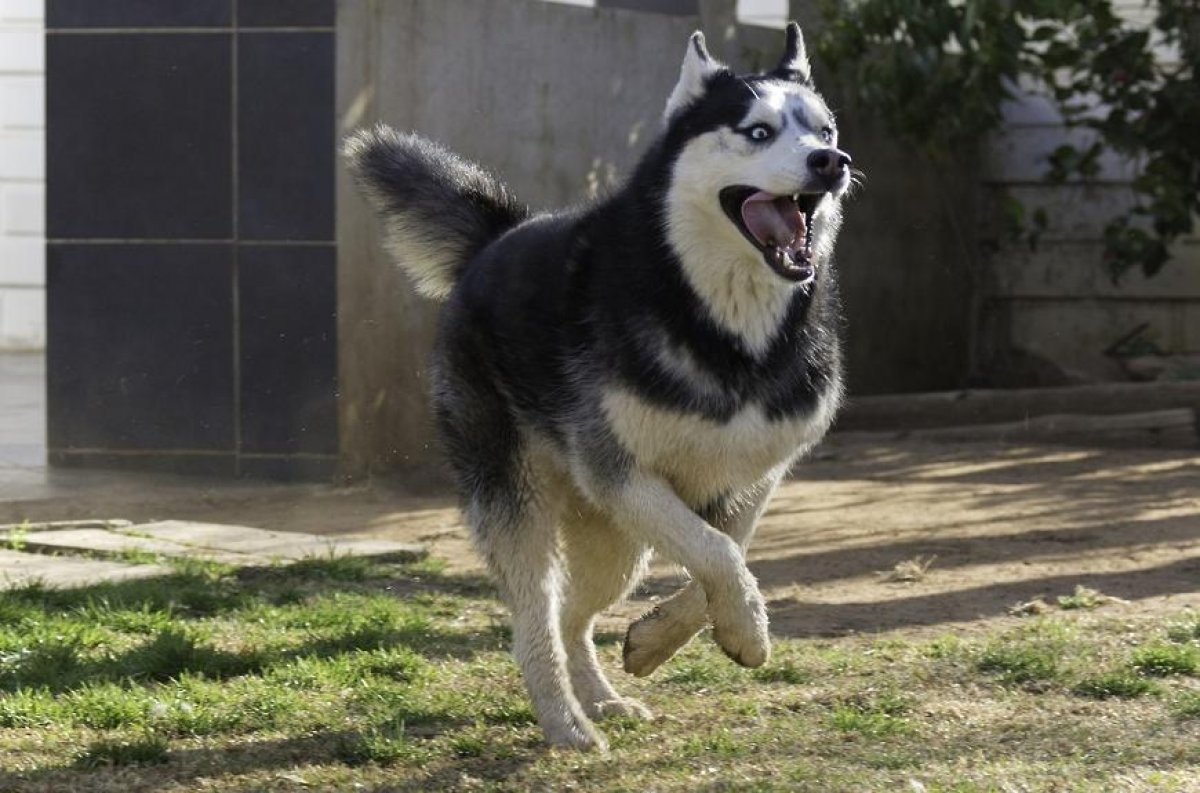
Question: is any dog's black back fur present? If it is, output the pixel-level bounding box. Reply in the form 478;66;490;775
436;72;843;493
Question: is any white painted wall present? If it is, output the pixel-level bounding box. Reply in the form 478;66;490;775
0;0;45;351
545;0;788;27
983;0;1200;381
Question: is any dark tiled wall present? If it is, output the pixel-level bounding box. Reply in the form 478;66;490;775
45;1;337;479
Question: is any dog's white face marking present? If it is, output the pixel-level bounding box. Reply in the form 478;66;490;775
601;384;842;506
664;81;845;354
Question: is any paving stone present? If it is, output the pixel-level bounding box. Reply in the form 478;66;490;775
5;528;259;565
120;521;428;562
0;548;172;589
0;521;427;590
0;519;133;531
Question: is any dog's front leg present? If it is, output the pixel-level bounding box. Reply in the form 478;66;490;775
601;472;770;669
623;472;782;676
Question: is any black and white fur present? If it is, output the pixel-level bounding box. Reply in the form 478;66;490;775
345;23;853;751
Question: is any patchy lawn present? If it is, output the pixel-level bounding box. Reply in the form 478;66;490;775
1;556;1199;792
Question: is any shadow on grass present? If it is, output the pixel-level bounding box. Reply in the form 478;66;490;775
0;723;543;792
3;555;497;616
0;558;506;696
0;554;552;789
0;732;348;791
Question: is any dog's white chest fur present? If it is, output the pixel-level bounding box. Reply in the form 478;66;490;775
601;387;836;505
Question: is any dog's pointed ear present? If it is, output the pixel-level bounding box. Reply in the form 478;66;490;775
774;21;812;83
664;32;726;122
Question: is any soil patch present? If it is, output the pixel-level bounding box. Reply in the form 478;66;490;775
7;435;1198;641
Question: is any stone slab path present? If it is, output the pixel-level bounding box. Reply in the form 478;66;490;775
126;521;425;562
7;527;257;566
0;520;427;590
0;548;172;589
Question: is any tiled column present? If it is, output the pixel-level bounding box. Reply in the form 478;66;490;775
45;0;336;479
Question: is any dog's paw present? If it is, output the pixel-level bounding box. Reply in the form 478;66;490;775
587;696;654;721
543;716;609;752
713;622;770;667
709;589;770;668
623;607;702;677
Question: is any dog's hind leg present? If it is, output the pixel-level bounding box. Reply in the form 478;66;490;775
559;510;652;720
468;492;607;751
435;349;604;750
622;472;782;677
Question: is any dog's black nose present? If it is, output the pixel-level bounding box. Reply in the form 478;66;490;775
807;148;851;183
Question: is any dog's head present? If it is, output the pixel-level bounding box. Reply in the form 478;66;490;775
662;24;852;286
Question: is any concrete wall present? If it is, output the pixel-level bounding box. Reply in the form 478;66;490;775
0;0;44;351
337;0;701;481
980;0;1200;382
336;0;975;479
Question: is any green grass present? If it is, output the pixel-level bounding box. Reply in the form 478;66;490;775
104;548;167;567
2;521;29;551
1072;670;1157;700
285;552;388;582
976;643;1061;686
1174;691;1200;719
1056;585;1108;610
971;619;1084;689
3;561;1200;792
1166;612;1200;643
1130;643;1200;677
76;734;170;768
828;691;913;737
335;721;430;766
752;657;812;685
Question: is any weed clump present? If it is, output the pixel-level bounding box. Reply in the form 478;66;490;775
1174;692;1200;719
826;691;912;737
1166;613;1200;644
1057;585;1124;611
977;644;1060;686
335;722;429;766
1131;643;1199;677
1072;671;1156;700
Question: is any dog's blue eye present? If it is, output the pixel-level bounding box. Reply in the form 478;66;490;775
820;126;835;143
746;124;774;142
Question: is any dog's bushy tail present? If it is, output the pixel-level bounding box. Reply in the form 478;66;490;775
343;125;529;300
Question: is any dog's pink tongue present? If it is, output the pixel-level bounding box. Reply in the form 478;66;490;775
741;191;805;251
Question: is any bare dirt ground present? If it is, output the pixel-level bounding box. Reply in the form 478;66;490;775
5;434;1199;641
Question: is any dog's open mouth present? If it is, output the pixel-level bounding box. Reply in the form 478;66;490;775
719;186;822;282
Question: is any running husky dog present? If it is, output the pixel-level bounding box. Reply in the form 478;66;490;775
344;23;853;751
